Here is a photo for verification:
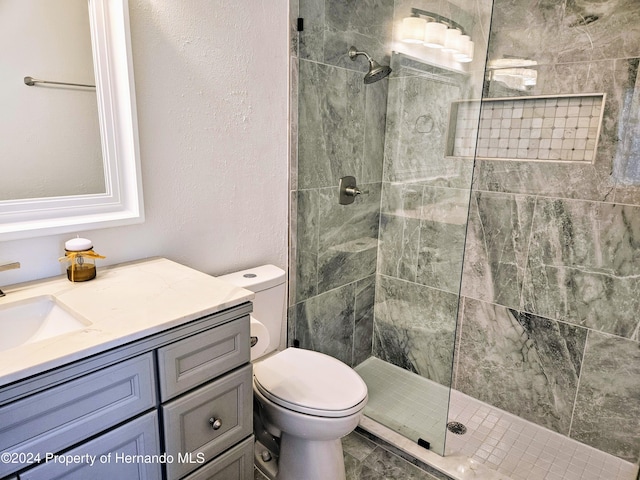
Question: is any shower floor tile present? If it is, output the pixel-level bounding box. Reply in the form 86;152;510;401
446;388;638;480
355;356;638;480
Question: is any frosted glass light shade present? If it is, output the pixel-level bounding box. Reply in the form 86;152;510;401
443;28;462;52
401;16;427;44
454;35;474;62
423;21;447;48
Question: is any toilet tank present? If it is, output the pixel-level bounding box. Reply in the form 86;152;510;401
218;265;286;356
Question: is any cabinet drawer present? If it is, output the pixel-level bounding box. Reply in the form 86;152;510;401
0;353;156;477
162;364;252;480
20;411;161;480
182;435;254;480
157;317;250;401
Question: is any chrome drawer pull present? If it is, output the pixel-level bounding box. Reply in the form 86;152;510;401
209;417;222;430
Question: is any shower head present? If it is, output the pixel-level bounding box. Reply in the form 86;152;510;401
348;46;392;84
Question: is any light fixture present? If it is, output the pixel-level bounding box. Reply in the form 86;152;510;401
443;28;462;53
423;20;447;48
400;8;474;62
454;35;474;62
487;59;538;91
401;16;427;44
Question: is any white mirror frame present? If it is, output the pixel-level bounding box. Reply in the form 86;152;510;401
0;0;143;241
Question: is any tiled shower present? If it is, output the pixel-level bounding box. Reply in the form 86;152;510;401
288;0;640;478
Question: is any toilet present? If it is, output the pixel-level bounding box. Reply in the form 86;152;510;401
218;265;368;480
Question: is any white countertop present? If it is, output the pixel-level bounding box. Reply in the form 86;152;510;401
0;257;254;386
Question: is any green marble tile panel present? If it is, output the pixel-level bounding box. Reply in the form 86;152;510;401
317;184;381;294
416;186;470;293
383;72;466;185
354;275;376;366
380;181;424;216
358;448;439;480
289;57;299;192
294;189;319;302
461;191;536;309
456;298;586;435
362;77;388;184
522;198;640;338
294;282;355;365
342;432;377;462
374;275;458;386
298;0;324;62
289;0;299;57
612;58;640;204
298;60;366;189
570;331;640;462
377;213;420;283
488;0;640;64
322;0;394;72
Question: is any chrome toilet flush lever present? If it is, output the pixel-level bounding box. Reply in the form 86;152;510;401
339;176;369;205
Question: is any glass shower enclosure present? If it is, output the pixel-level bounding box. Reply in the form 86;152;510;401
289;0;490;456
290;0;640;468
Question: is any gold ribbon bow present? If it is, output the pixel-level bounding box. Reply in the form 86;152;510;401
59;250;106;282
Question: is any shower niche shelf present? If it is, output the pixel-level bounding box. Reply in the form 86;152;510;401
446;93;606;163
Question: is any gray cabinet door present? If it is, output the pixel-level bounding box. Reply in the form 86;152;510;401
20;411;161;480
0;353;156;477
182;436;254;480
162;365;253;480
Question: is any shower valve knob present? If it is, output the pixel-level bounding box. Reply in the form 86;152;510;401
209;417;222;430
339;176;368;205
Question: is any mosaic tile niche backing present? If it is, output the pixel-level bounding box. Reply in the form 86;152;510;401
449;94;605;163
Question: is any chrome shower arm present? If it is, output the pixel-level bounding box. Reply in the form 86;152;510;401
348;47;373;62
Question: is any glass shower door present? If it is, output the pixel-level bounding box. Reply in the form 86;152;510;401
290;0;492;456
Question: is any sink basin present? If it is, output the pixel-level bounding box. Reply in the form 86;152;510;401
0;296;90;352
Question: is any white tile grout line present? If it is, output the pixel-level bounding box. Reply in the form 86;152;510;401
357;357;639;480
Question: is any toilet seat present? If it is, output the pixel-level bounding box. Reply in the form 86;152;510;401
253;348;368;418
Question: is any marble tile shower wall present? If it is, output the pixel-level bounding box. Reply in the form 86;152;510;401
371;0;491;389
373;62;475;387
289;0;394;367
455;0;640;464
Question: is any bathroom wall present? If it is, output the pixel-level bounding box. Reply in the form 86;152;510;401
1;1;289;284
455;0;640;462
289;0;393;367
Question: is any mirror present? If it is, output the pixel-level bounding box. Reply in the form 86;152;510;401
0;0;144;240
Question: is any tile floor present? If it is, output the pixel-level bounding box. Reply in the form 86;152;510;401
254;430;443;480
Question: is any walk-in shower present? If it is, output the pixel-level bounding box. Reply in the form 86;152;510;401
290;0;640;478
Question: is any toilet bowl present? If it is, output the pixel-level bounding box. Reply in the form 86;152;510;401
218;266;368;480
254;347;367;480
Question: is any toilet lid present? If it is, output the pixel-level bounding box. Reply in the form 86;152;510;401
253;348;368;417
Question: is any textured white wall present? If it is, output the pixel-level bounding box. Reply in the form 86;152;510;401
0;0;289;284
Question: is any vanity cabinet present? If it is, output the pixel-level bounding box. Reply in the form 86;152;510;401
19;411;162;480
0;303;253;480
157;312;253;480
